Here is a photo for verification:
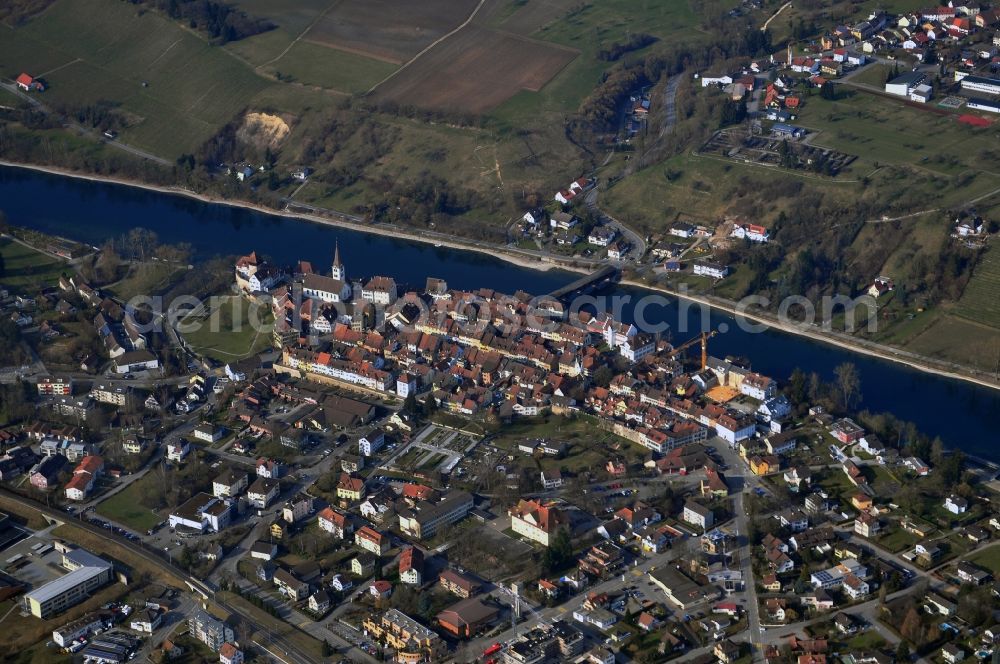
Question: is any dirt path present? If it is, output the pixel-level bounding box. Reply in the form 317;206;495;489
365;0;489;94
260;0;344;69
761;1;793;31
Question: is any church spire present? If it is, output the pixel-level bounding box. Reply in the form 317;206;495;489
332;241;345;281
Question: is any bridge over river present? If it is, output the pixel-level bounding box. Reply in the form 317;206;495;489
548;264;619;301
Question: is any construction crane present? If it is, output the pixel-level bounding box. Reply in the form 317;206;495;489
667;330;718;371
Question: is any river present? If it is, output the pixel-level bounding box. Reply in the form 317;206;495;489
1;165;997;457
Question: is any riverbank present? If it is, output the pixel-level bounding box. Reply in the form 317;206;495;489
0;159;578;274
2;159;998;394
624;277;1000;392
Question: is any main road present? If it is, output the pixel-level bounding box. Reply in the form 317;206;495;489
715;439;764;660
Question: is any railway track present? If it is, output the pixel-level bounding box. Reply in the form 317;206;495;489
0;488;322;664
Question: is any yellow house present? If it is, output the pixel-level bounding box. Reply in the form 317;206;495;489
122;436;145;455
749;455;778;476
336;473;365;502
850;493;873;511
270;521;286;540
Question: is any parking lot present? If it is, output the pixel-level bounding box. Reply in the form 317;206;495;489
1;523;63;590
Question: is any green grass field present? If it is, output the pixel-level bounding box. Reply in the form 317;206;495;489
0;0;272;157
968;543;1000;574
0;237;69;291
259;40;398;93
0;87;22;106
181;295;274;362
94;479;162;532
956;243;1000;328
105;262;186;301
795;89;998;177
877;527;920;553
903;314;1000;372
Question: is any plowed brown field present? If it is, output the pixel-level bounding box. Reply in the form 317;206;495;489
373;24;577;113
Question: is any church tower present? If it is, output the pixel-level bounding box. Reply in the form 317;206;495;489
331;241;346;282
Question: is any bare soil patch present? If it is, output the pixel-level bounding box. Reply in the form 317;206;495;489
374;25;577;114
238;111;291;150
304;0;479;64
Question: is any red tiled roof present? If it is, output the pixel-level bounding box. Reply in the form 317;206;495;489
400;546;423;573
318;507;345;527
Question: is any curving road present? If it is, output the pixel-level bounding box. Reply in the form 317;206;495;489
584;186;647;260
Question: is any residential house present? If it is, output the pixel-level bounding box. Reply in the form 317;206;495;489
509;499;567;547
439;569;480;598
188;610;234;652
355;526;389;556
308;590;331;614
65;455;104;501
246;477;279;509
683;500;714;531
193;423;222;444
957;561;991;585
944;495;969;515
318;507;352;539
273;568;309;601
399;547;424;586
714;639;740;664
541;469;563;490
358;427;386;456
336;473;365;502
854;512;882;538
166;440;191;463
942;644;966;664
282;494;313;523
352;553;377;577
249;541;277;561
212;469;248;498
